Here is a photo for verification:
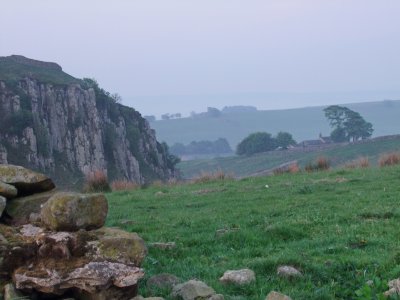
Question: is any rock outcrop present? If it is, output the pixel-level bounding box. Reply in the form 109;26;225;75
0;164;147;299
0;55;176;186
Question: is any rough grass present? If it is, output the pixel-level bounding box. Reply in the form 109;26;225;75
178;137;400;179
106;165;400;299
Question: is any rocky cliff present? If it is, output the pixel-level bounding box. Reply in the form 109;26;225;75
0;55;176;186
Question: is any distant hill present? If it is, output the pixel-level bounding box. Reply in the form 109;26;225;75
178;135;400;179
151;100;400;149
0;55;176;187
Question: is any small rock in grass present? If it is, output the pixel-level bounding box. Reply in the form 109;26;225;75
147;273;180;294
265;291;292;300
277;266;302;278
384;278;400;297
219;269;255;285
149;242;176;250
172;280;217;300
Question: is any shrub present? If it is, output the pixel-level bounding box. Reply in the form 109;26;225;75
344;157;370;169
379;152;400;167
273;162;300;175
111;180;140;191
83;170;111;193
305;157;330;172
192;170;234;184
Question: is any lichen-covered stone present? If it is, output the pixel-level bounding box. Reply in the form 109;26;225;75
91;227;147;266
147;273;180;294
14;261;144;297
40;192;108;231
219;269;255;285
0;164;55;195
172;280;216;300
5;191;55;225
0;181;17;199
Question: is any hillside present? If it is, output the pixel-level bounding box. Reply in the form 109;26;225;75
178;135;400;178
106;164;400;299
0;55;176;187
150;101;400;148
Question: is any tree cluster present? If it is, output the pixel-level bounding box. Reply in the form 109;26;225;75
236;131;296;155
170;138;232;156
323;105;373;142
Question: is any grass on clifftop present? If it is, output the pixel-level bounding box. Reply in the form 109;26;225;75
106;165;400;299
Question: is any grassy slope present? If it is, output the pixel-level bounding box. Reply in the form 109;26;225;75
0;57;79;85
151;100;400;148
178;137;400;179
106;165;400;299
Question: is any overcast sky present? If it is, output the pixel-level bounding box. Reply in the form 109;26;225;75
1;0;400;117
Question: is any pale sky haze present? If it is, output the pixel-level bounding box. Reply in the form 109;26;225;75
1;0;399;116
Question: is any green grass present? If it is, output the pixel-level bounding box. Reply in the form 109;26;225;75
151;100;400;149
0;57;79;85
106;164;400;299
178;137;400;178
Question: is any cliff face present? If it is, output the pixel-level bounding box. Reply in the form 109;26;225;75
0;56;175;186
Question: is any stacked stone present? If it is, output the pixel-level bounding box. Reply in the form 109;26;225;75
0;164;147;300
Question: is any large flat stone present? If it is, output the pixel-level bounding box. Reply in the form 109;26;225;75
0;164;55;195
5;190;55;225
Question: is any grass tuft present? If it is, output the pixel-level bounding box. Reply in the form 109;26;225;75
379;152;400;167
83;169;111;193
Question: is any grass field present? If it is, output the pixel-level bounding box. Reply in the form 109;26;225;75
178;137;400;179
106;164;400;299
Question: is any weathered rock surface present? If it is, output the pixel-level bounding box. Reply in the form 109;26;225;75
0;196;5;218
0;164;148;299
277;266;302;278
5;190;55;225
219;269;255;285
172;280;221;300
0;181;17;199
14;261;144;295
265;291;292;300
0;164;55;195
41;192;108;231
90;227;147;266
147;273;180;294
0;57;176;185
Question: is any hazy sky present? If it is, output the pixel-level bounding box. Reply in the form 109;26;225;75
1;0;400;117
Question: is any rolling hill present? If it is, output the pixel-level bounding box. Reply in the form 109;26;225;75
150;100;400;149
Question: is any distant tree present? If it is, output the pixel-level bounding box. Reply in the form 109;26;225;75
161;113;170;120
144;115;156;122
110;93;122;103
169;143;186;155
174;113;182;118
323;105;373;142
207;107;221;118
275;132;296;149
236;132;276;155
